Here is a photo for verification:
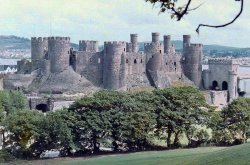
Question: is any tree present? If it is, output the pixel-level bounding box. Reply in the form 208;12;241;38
30;110;74;157
221;97;250;144
145;0;244;33
68;90;155;152
3;109;43;158
153;86;209;147
0;90;27;114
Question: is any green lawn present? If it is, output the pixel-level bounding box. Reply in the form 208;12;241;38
56;143;250;165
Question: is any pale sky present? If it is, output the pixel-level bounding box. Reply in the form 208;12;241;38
0;0;249;47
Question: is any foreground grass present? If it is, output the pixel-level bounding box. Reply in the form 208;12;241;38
57;143;250;165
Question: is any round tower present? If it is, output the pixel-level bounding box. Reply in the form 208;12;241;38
183;44;203;87
31;37;48;71
103;41;126;89
130;34;138;53
48;37;70;73
79;40;99;52
146;52;163;71
183;35;191;48
152;32;160;43
164;35;171;53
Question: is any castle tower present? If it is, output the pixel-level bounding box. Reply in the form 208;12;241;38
183;35;202;87
130;34;138;53
31;37;48;71
164;35;171;53
48;37;70;73
79;40;99;52
103;41;126;89
145;32;163;63
146;53;163;71
152;32;160;43
183;35;191;48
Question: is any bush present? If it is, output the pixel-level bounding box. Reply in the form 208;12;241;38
0;150;16;163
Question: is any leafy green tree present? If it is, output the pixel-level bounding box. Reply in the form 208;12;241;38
0;90;27;114
30;110;74;157
221;97;250;144
153;86;209;148
69;90;155;152
4;109;43;158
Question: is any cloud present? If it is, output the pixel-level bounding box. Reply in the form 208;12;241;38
0;0;249;47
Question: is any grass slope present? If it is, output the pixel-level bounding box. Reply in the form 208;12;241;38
58;143;250;165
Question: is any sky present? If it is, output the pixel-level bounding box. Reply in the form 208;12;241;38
0;0;249;47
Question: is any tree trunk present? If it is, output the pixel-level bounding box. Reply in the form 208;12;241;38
92;132;99;153
173;130;181;147
166;128;173;148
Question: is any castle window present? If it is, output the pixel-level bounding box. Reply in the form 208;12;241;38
174;62;176;66
141;59;143;63
98;58;101;63
134;59;137;64
124;48;126;52
160;50;162;54
126;59;129;63
222;81;228;90
166;62;168;65
212;81;219;90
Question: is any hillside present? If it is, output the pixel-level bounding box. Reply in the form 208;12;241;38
0;35;30;49
0;35;250;58
0;35;78;50
138;40;244;51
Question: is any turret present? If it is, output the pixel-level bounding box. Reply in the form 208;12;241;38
130;34;138;53
48;37;70;73
103;41;127;89
183;35;191;48
79;40;99;52
164;35;171;53
31;37;48;71
152;32;160;43
183;43;203;87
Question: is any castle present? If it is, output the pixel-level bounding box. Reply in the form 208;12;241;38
1;32;247;111
3;33;200;92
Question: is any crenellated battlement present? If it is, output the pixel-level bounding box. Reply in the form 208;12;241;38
164;35;171;39
31;37;48;42
48;37;70;42
79;40;98;44
208;58;240;65
185;43;203;48
104;41;127;46
144;42;162;47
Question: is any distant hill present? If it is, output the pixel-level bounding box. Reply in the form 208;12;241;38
0;35;30;49
138;40;243;51
0;35;249;53
0;35;78;50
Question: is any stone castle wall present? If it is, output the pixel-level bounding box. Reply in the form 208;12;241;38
79;40;99;52
74;51;103;86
